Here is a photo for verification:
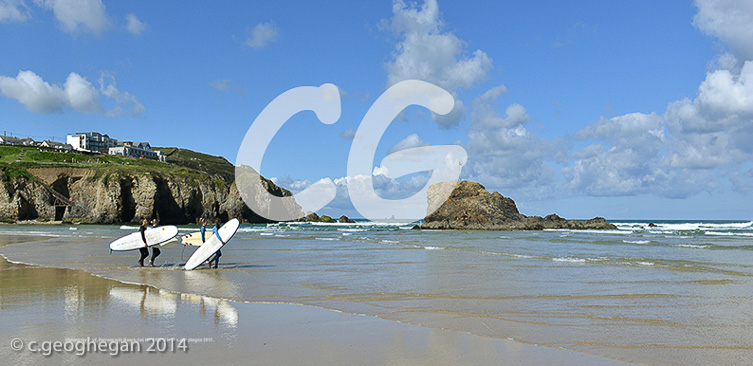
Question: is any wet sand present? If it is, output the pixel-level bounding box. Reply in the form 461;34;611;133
0;235;629;365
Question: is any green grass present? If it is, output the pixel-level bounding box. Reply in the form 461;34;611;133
0;145;235;186
154;147;234;182
1;165;33;181
0;146;25;163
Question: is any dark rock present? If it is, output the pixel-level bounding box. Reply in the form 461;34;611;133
648;222;658;228
411;225;421;230
297;212;320;222
319;215;336;223
421;181;617;231
338;215;355;223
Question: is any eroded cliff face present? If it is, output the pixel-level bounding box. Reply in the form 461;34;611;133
0;168;302;224
421;181;617;230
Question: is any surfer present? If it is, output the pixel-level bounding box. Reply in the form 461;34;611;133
138;219;150;267
149;218;161;266
207;218;226;268
199;218;208;243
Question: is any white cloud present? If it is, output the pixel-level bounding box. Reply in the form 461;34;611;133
339;128;357;140
208;79;245;95
465;86;556;197
0;0;30;22
244;21;279;49
64;72;103;113
0;70;66;113
126;13;145;35
565;58;753;198
35;0;110;36
382;0;492;127
564;113;667;196
98;72;145;116
384;0;492;91
387;133;428;154
694;0;753;61
0;70;143;116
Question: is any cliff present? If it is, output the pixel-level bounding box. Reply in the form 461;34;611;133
421;181;616;230
0;146;301;224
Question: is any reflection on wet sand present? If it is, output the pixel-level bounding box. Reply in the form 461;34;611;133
0;253;627;365
0;251;238;327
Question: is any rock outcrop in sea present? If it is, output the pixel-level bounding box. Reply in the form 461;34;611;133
420;181;617;230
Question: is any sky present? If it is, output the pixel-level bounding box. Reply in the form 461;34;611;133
1;0;752;220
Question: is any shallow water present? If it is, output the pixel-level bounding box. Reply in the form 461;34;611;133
1;220;752;364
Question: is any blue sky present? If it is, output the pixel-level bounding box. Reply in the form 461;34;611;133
1;0;752;220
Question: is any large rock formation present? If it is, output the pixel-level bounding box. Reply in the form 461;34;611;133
0;166;302;224
421;181;616;230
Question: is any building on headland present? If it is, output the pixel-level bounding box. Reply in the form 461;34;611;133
40;140;73;151
109;141;166;162
0;135;35;146
67;132;118;154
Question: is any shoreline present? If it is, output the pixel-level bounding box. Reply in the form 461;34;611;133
0;236;631;365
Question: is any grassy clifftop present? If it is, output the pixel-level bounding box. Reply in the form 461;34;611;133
0;145;235;184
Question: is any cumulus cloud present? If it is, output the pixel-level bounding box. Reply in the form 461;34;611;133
0;70;67;113
125;13;145;35
339;128;357;139
0;0;30;22
565;113;666;196
565;57;753;198
694;0;753;61
0;70;143;116
208;79;246;95
35;0;110;36
465;86;556;197
98;72;145;116
387;133;429;154
64;72;103;113
383;0;492;127
244;21;279;49
272;172;434;218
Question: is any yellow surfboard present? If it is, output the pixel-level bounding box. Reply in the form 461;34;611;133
180;231;209;246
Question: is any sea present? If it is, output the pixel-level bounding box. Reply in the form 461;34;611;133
1;219;752;364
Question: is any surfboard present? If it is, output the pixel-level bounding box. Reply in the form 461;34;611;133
184;218;240;270
159;237;179;247
180;231;209;247
109;225;179;251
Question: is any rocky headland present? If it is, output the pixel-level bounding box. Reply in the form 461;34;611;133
0;147;301;224
420;181;616;230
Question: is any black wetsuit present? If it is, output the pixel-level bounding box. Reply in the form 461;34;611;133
138;225;149;265
151;225;161;263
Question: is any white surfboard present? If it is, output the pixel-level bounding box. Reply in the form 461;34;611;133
109;225;179;251
180;231;209;247
184;218;240;270
159;237;179;247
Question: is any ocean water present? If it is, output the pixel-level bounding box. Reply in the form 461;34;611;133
1;220;753;364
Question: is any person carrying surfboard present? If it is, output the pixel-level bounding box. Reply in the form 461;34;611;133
138;219;150;267
199;218;207;243
207;218;226;268
149;218;162;266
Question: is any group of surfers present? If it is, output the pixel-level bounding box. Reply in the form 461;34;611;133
137;218;226;268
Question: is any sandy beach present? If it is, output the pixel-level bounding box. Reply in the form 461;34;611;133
0;234;630;365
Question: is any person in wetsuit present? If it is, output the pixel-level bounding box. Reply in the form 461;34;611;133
199;218;208;243
149;218;161;266
138;219;149;267
207;218;226;269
